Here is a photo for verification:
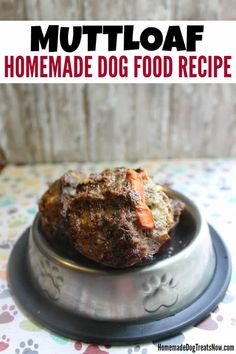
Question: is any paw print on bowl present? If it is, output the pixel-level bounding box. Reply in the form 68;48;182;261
38;258;64;301
15;339;39;354
143;273;178;313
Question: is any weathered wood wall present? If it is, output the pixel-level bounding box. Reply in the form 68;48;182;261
1;0;236;163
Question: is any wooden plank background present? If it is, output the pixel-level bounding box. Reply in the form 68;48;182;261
0;0;236;163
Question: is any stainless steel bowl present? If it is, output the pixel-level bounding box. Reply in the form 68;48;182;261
27;187;216;323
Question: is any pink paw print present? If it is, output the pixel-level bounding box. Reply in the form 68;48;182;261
0;304;18;324
195;307;223;330
74;342;82;351
0;335;10;351
82;345;109;354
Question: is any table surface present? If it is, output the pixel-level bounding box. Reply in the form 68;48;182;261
0;159;235;354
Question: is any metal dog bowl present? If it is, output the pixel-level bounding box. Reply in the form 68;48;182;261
27;188;215;322
8;187;231;344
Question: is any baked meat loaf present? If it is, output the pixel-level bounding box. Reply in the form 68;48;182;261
39;167;184;268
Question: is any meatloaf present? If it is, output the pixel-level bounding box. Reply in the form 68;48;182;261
39;167;184;268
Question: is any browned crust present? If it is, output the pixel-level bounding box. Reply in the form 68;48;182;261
39;167;185;268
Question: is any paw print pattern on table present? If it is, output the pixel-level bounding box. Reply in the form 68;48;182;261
0;284;10;299
0;335;10;352
49;333;69;344
38;258;64;301
127;345;148;354
0;304;17;324
0;198;16;208
26;207;37;216
82;344;109;354
231;317;236;326
74;342;82;351
8;216;28;229
7;207;18;215
195;307;223;330
143;273;178;313
19;319;42;332
15;340;39;354
0;241;13;250
0;270;6;281
222;291;235;304
0;161;235;353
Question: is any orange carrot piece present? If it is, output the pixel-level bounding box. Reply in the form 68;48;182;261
127;169;155;230
138;170;150;181
135;203;155;229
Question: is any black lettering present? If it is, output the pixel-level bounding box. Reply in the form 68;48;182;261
140;27;163;51
187;25;204;51
124;26;139;50
60;27;82;52
103;26;123;51
163;26;186;51
83;26;103;51
31;25;59;52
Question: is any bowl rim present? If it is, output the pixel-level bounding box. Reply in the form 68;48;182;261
31;186;205;275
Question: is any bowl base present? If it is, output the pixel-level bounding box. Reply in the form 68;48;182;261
7;226;231;345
